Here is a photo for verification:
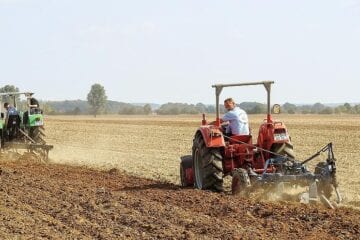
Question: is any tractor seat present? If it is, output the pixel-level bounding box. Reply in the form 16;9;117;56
229;135;252;144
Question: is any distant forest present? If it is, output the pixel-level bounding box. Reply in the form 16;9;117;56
1;84;359;115
38;100;360;115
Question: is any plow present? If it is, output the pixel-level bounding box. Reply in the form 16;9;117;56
180;81;342;208
0;92;53;161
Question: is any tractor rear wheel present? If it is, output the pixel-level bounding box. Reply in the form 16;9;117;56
192;133;223;192
315;162;333;199
273;142;295;159
232;168;251;196
30;126;46;144
29;126;49;162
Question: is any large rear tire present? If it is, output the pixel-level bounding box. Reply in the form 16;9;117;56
29;126;49;162
192;133;223;192
30;126;46;145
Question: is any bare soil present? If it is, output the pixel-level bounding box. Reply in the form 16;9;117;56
0;159;359;239
1;115;359;239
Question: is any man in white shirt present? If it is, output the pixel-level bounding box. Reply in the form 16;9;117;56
221;98;249;135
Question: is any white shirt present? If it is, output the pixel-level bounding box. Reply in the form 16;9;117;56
222;107;249;135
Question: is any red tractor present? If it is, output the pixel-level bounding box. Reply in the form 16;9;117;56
180;81;341;206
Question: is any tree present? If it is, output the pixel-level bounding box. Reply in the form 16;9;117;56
287;109;296;114
354;104;360;114
207;105;215;113
195;103;207;113
156;102;200;115
87;83;107;117
42;102;55;115
120;106;136;115
282;102;297;114
334;105;346;114
343;103;352;113
251;104;266;114
311;103;325;114
73;107;81;115
239;102;266;114
320;107;334;114
143;104;152;115
0;85;20;103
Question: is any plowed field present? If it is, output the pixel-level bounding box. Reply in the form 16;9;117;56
1;114;359;239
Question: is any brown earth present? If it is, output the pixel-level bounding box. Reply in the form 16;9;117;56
1;115;360;239
0;159;359;239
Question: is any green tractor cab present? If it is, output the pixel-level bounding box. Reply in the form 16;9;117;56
0;92;53;161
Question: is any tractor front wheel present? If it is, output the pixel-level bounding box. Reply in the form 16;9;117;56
192;133;223;192
180;155;193;187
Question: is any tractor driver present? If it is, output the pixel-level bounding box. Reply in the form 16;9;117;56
3;102;19;127
23;97;41;125
4;102;18;118
221;98;249;136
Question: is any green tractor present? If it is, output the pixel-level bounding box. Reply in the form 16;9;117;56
0;92;53;161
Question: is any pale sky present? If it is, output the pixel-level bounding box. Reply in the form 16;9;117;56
0;0;359;104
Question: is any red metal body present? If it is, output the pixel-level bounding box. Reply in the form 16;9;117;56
181;81;293;186
256;118;292;161
195;115;292;176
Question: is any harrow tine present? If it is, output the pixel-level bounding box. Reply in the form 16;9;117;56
335;187;342;204
320;195;335;209
308;181;318;203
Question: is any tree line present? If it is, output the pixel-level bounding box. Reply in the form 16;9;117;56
1;84;359;115
154;102;360;115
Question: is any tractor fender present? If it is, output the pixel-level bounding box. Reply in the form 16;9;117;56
196;126;225;148
257;121;291;150
257;120;294;159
